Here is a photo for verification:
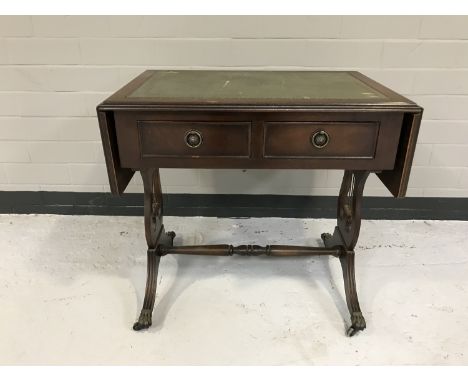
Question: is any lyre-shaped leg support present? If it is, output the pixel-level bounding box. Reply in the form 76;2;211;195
133;168;175;331
132;169;369;335
322;170;370;336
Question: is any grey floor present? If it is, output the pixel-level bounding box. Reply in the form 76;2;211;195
0;214;467;365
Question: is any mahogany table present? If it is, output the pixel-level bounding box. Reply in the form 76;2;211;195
97;70;423;336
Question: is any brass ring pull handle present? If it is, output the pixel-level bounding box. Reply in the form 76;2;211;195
311;130;329;149
185;130;203;148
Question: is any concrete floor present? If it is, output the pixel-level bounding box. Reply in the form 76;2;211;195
0;214;467;365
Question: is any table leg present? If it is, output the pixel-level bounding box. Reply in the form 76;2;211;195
133;168;175;331
322;170;370;336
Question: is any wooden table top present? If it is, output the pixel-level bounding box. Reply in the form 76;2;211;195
101;70;417;110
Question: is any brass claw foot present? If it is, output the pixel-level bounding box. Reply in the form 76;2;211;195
346;312;366;337
133;309;153;331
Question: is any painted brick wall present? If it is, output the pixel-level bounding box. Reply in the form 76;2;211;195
0;16;467;197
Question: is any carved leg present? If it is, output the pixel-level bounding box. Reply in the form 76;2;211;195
133;248;161;331
322;170;370;336
133;168;175;331
340;250;366;336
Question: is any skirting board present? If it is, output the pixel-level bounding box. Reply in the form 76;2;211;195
0;192;467;220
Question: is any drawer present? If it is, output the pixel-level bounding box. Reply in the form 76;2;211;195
137;121;251;158
264;122;379;159
113;111;402;170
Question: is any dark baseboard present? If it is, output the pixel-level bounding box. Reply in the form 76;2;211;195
0;191;467;220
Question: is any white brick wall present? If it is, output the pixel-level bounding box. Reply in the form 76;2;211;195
0;15;467;197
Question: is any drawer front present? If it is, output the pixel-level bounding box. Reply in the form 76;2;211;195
264;122;379;159
114;111;403;170
138;121;251;158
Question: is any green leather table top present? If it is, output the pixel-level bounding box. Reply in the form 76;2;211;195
128;70;388;102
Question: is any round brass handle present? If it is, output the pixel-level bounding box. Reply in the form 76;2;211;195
311;130;329;148
185;130;203;148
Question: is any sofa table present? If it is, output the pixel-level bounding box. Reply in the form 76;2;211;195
97;70;423;336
